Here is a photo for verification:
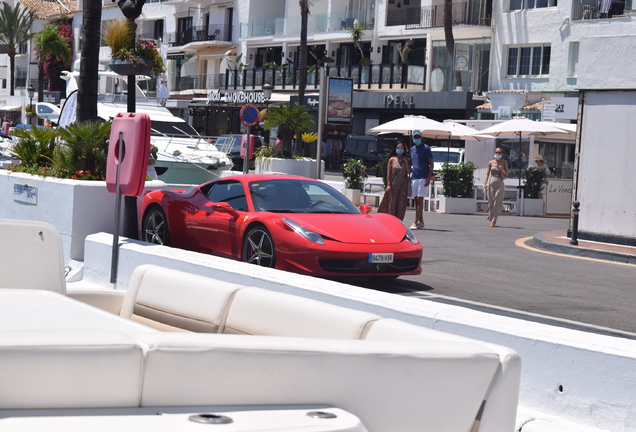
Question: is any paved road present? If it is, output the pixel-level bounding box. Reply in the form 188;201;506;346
345;210;636;337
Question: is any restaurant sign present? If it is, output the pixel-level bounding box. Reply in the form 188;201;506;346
207;89;266;104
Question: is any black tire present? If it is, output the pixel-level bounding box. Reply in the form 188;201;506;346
143;207;170;246
242;226;276;268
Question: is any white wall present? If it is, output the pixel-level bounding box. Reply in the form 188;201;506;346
490;0;636;92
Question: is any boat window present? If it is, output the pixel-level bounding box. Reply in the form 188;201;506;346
150;120;200;138
207;181;247;211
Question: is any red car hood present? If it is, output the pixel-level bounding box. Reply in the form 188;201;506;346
281;213;408;244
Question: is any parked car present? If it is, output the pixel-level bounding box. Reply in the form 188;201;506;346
342;135;396;175
430;146;465;174
215;134;263;171
141;174;422;279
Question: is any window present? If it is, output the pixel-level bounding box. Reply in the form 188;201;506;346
567;42;579;77
510;0;557;9
207;181;247;211
506;45;550;76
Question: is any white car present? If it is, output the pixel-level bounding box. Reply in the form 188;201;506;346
430;146;465;173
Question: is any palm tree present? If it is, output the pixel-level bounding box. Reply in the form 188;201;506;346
261;103;315;157
348;19;366;64
33;24;72;104
297;0;311;107
444;0;462;90
0;3;35;96
77;0;102;122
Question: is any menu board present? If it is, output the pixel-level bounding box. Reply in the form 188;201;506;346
327;78;352;123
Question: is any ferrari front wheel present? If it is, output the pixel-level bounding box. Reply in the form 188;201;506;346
243;226;276;268
143;207;169;246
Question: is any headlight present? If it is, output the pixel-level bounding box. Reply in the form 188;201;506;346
399;220;419;245
281;218;325;245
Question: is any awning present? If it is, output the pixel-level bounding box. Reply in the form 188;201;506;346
0;105;20;111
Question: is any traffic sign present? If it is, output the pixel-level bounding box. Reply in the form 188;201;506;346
240;104;260;127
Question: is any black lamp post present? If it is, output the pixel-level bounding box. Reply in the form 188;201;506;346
262;83;273;109
27;86;35;126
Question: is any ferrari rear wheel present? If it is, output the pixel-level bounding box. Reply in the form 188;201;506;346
143;207;170;246
243;226;275;268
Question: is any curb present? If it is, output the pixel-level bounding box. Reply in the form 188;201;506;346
532;231;636;265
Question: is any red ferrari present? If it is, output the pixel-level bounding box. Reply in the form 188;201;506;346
140;174;422;278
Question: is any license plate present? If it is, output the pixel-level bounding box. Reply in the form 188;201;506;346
368;253;393;263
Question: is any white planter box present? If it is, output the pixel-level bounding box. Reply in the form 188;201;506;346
0;170;164;263
522;198;545;216
437;196;476;214
255;157;324;179
344;188;361;205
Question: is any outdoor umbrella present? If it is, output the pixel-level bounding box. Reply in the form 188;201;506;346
420;120;492;141
476;117;568;199
367;115;450;136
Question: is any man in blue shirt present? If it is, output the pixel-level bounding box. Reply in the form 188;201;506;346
409;130;434;229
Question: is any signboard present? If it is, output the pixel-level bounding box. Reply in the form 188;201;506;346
14;183;37;204
498;106;511;120
542;102;556;122
208;89;266;104
551;97;578;120
454;43;470;72
240;103;260;127
57;90;77;127
327;78;352;123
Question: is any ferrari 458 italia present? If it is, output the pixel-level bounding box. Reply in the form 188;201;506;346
140;175;422;278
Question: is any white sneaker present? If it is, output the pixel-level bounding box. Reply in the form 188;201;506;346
409;223;418;230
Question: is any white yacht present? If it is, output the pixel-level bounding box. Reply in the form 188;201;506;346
56;70;232;185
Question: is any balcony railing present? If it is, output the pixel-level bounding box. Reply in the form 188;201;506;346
177;74;225;91
389;1;491;28
163;24;231;47
240;9;373;38
572;0;628;20
224;63;425;91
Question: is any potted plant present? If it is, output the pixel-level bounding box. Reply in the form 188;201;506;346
437;161;477;214
522;166;547;216
103;18;166;76
342;158;367;204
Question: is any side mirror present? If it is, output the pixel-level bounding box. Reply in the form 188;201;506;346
359;204;372;214
212;201;239;217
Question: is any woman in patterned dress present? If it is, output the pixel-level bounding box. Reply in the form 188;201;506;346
378;141;411;220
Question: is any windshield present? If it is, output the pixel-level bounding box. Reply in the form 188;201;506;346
432;151;461;164
150;120;200;138
249;179;360;214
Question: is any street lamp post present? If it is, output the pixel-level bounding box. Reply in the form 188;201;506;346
27;86;35;126
262;83;273;145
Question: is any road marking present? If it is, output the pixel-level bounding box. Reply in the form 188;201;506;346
516;236;636;267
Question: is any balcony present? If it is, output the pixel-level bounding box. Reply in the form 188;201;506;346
388;1;491;28
176;74;225;91
240;10;373;38
163;24;231;47
572;0;629;20
224;63;425;91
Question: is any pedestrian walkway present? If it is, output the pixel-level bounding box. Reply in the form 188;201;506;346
532;230;636;265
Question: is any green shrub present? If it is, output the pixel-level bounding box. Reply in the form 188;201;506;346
342;158;367;189
56;121;111;179
9;127;59;167
523;166;547;199
438;161;477;198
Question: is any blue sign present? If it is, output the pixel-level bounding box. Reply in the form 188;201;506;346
240;104;260;126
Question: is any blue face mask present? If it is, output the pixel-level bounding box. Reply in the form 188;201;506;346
396;149;404;154
413;139;421;145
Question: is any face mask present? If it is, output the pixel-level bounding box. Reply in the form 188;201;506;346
494;154;502;160
396;149;404;154
413;139;421;145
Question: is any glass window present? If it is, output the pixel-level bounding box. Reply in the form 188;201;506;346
519;47;532;75
531;47;542;75
207;181;247;211
507;48;518;76
541;46;551;74
507;45;550;76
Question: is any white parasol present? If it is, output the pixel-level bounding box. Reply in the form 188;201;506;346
367;115;450;136
476;117;568;199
